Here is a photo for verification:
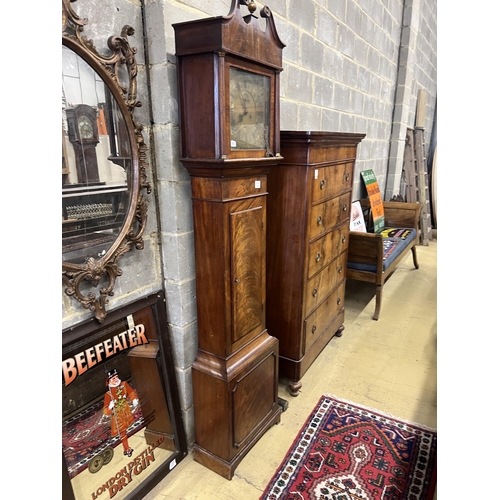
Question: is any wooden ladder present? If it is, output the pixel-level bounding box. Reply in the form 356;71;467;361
404;128;417;203
414;127;432;245
405;90;432;245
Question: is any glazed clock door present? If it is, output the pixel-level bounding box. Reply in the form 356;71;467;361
229;196;266;350
229;68;271;152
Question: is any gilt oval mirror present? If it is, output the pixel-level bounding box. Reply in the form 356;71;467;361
62;45;131;263
62;0;150;323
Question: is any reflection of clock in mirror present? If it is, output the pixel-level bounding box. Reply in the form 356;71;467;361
78;115;94;139
66;104;100;184
230;68;270;151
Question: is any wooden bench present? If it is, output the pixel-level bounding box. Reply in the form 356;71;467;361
346;200;421;320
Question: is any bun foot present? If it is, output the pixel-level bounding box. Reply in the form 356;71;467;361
289;380;302;397
335;324;345;337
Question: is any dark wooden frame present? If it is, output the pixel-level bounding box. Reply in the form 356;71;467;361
62;291;188;500
62;0;151;323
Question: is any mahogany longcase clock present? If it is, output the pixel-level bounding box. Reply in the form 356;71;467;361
174;0;285;479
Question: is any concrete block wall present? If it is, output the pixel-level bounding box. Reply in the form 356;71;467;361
62;0;437;449
386;0;437;199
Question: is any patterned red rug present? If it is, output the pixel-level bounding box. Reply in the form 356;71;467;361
261;395;437;500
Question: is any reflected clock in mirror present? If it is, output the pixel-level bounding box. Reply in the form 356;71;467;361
62;45;131;264
229;67;270;151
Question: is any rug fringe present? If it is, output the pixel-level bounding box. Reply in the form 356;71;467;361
322;393;437;433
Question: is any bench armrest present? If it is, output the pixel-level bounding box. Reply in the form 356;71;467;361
348;232;385;281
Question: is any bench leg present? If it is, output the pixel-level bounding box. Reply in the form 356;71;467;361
411;246;419;269
373;284;382;320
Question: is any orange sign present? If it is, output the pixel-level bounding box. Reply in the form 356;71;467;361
361;170;385;232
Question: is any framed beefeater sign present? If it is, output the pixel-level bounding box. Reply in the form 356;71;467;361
62;293;187;500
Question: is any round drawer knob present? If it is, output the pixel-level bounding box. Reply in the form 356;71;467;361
312;288;318;297
338;266;342;273
320;179;325;189
312;325;317;334
316;253;321;262
317;216;323;225
337;297;341;305
234;278;240;283
343;204;347;211
342;236;346;243
345;173;350;181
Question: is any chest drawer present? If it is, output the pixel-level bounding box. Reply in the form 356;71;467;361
310;163;353;203
308;192;351;240
303;281;345;354
304;252;347;318
306;223;349;279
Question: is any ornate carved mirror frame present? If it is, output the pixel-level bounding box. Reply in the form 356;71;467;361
62;0;151;323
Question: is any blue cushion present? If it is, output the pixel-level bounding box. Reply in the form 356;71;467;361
347;228;417;273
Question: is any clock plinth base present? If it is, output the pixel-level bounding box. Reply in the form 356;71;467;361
192;406;281;480
192;332;281;480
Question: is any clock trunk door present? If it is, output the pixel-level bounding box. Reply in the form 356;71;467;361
229;197;266;349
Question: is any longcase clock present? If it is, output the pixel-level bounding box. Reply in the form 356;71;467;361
65;104;101;184
174;0;285;479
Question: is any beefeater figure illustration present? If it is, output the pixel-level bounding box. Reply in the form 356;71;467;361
103;368;139;457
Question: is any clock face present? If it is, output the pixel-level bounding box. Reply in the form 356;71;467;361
230;68;270;151
78;115;94;139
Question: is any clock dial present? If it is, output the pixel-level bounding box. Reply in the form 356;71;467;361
230;68;270;150
78;115;94;139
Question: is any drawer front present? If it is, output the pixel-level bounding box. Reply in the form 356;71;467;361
307;223;349;279
304;252;347;317
311;163;353;203
309;192;351;240
303;281;346;354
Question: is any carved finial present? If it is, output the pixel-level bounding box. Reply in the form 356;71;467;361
260;5;271;18
239;0;257;14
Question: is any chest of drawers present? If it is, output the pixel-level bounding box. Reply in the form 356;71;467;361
266;131;365;396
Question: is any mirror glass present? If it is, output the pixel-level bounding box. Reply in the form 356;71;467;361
62;45;131;264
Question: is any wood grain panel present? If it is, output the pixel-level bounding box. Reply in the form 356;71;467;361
306;223;350;279
230;205;265;344
232;350;277;447
303;282;345;354
311;162;354;203
304;252;347;318
308;192;351;240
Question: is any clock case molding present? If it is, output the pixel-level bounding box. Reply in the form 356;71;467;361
62;0;151;324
